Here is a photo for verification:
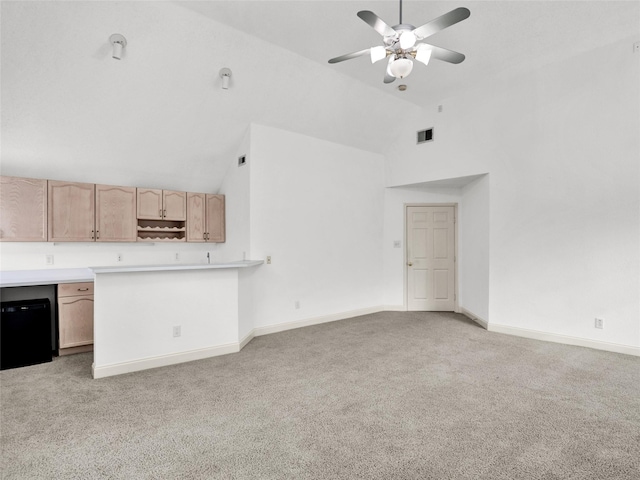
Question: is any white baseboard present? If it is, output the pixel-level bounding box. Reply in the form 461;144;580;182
93;307;386;378
93;307;639;379
92;343;240;379
239;330;254;350
488;323;640;357
383;305;406;311
460;307;489;330
252;306;385;337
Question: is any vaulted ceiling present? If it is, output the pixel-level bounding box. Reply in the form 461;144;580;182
1;1;637;193
179;0;639;106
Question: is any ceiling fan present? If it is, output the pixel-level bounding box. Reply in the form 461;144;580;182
328;0;470;83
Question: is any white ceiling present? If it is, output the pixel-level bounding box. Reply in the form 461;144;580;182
177;0;640;106
1;1;637;193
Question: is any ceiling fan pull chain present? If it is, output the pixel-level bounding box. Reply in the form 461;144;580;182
399;0;403;24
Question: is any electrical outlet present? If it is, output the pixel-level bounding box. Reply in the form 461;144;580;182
175;253;180;261
266;256;271;264
634;41;640;53
393;240;401;248
117;253;123;262
595;318;604;329
45;255;54;265
173;325;181;337
295;300;300;310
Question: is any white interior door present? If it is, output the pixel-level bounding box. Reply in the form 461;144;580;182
407;205;456;311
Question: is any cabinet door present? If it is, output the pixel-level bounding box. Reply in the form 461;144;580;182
206;194;225;243
0;176;47;241
186;193;206;242
58;295;94;348
163;190;186;221
48;181;95;242
137;188;163;219
96;185;137;242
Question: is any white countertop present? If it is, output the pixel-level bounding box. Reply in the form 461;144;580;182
0;268;94;288
90;260;264;274
0;260;263;287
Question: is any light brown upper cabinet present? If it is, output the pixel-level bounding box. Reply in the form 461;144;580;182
137;188;186;221
48;181;95;242
206;194;225;242
0;176;48;241
95;185;137;242
186;193;225;243
49;181;137;242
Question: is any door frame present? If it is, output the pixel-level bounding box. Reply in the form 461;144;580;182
404;203;459;312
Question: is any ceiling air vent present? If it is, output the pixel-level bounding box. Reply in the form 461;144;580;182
238;155;247;167
417;128;434;144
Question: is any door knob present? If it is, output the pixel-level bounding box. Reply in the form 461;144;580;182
407;262;413;267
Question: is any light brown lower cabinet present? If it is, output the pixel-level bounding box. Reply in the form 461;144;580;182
58;282;94;355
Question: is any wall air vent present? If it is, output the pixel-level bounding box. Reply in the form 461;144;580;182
417;128;434;144
238;155;247;166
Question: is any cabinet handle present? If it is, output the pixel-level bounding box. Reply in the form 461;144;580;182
91;229;94;240
96;230;99;239
164;209;167;217
77;288;89;292
159;209;163;218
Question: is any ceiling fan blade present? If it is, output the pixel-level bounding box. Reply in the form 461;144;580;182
357;11;396;37
412;7;470;40
328;48;371;64
383;73;396;84
428;45;466;64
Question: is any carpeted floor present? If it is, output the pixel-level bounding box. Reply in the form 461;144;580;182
1;311;639;479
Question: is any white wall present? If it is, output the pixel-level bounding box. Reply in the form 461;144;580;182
247;124;385;328
386;36;640;348
216;127;251;263
93;268;240;377
217;127;255;342
459;175;490;322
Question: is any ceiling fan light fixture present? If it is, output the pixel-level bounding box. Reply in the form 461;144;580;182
327;2;469;84
415;44;433;66
399;31;416;50
389;57;413;78
370;46;387;64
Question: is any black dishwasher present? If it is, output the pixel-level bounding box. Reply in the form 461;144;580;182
1;298;53;370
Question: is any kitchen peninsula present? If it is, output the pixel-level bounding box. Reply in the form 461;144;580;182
92;260;262;378
0;260;263;378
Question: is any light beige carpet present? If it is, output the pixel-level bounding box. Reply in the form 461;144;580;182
1;311;639;479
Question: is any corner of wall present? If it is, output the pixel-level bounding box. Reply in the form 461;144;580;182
215;126;251;262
